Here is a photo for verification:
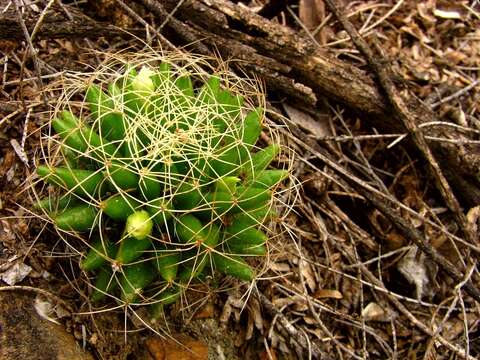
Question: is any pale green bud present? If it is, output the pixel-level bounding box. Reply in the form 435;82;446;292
126;210;153;240
131;66;155;94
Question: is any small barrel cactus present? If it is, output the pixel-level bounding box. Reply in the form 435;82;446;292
33;55;289;315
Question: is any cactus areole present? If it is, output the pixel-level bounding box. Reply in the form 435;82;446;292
34;57;289;312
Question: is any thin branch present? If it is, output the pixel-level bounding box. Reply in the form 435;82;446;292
431;79;480;108
286;130;480;303
113;0;176;50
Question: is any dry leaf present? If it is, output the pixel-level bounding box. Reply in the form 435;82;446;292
305;327;327;341
299;259;316;292
303;316;318;325
193;302;214;319
220;300;233;323
401;22;432;43
0;261;32;285
259;349;278;360
299;0;329;43
269;262;290;272
283;104;331;139
293;299;308;312
313;289;343;300
417;2;437;24
0;150;16;176
466;206;480;235
245;309;254;341
362;302;392;322
250;298;263;331
220;294;246;323
246;298;263;340
273;295;304;308
397;247;431;299
299;0;322;29
34;297;60;325
385;233;407;251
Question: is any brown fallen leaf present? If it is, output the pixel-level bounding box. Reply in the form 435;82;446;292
146;334;208;360
299;258;317;292
361;302;393;322
283;103;331;139
0;150;15;176
313;289;343;300
269;262;290;272
397;247;432;299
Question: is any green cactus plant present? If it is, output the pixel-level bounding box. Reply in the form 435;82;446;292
33;56;289;316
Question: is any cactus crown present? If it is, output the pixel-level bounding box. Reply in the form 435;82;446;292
33;54;290;316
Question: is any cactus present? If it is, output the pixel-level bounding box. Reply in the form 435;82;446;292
33;57;289;314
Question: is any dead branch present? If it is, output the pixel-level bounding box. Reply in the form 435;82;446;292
0;0;141;41
316;204;478;360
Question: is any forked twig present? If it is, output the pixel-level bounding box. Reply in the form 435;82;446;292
113;0;176;49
